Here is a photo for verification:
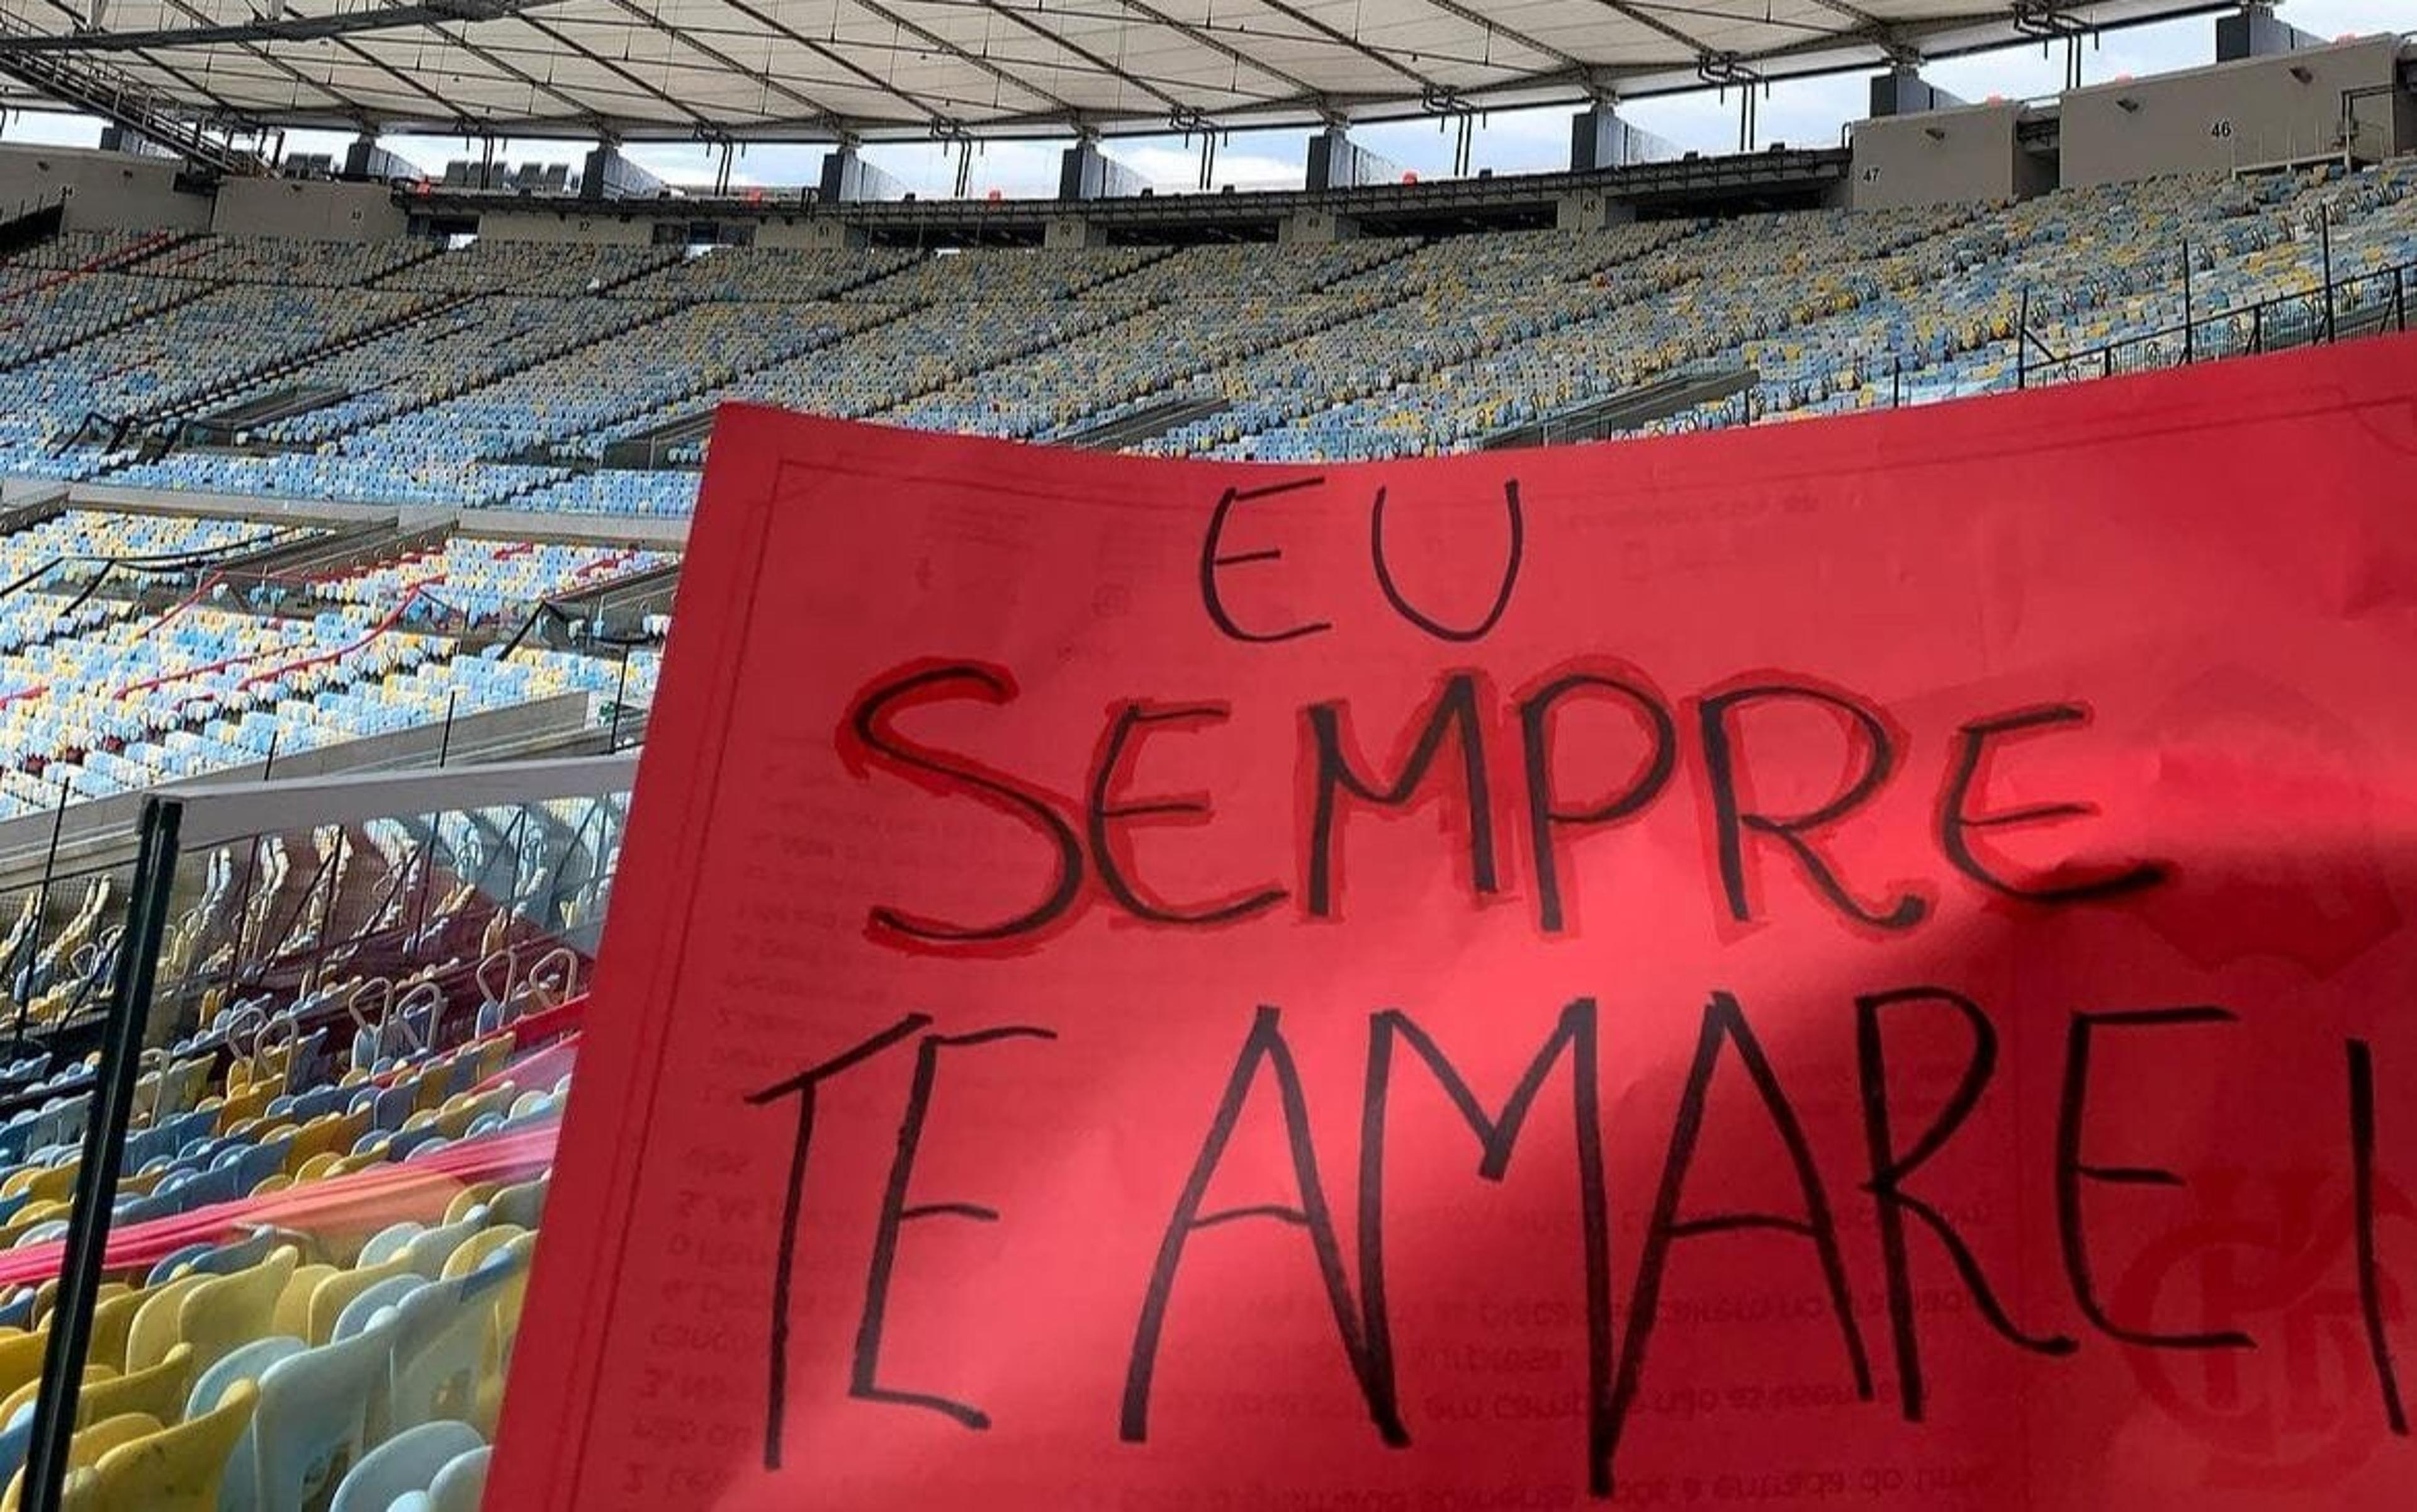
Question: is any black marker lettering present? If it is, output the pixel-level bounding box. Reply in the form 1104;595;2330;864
1123;1005;1394;1445
1856;987;2076;1423
1939;705;2166;902
1087;702;1285;925
1306;672;1497;918
1698;684;1927;931
843;663;1083;947
744;1013;933;1470
1369;479;1524;643
854;1026;1057;1430
2054;1007;2252;1350
1606;991;1872;1492
1360;1000;1610;1492
1517;670;1677;934
1200;478;1332;644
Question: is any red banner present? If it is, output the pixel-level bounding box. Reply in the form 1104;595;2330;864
492;336;2417;1509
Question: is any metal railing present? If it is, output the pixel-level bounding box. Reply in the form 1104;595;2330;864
21;754;634;1511
2018;250;2413;393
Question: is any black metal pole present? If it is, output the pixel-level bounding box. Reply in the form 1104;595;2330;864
222;825;266;1008
2397;266;2406;334
2321;208;2335;343
305;829;347;998
2016;288;2029;389
2181;240;2193;364
22;798;181;1512
228;719;285;993
1891;356;1901;409
610;642;631;751
7;778;70;1055
507;810;531;919
2251;302;2263;354
409;693;459;948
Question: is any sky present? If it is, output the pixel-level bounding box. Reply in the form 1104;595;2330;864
0;1;2403;197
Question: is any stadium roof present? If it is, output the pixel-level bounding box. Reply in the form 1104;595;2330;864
0;0;2228;143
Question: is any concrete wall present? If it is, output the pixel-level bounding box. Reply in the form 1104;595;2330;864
473;207;659;245
754;217;866;250
458;506;687;548
0;480;65;509
2061;35;2407;188
0;691;600;894
1555;189;1637;230
211;178;408;241
0;144;211;233
71;480;403;526
1043;216;1098;249
1278;208;1358;243
69;480;691;547
1849;102;2025;208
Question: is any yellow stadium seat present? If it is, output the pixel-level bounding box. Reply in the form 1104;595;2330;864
272;1263;336;1343
85;1290;143;1377
177;1248;298;1378
306;1257;412;1348
70;1380;258;1512
73;1343;194;1431
3;1410;161;1511
120;1276;209;1375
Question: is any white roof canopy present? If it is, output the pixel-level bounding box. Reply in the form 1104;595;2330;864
0;0;2226;140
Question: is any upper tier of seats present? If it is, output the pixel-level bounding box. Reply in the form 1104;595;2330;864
0;505;663;828
4;157;2414;514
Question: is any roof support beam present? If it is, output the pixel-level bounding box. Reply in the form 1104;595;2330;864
1637;0;1869;38
712;0;953;130
1410;0;1591;74
410;18;619;127
845;0;1093;120
18;0;264;135
593;0;849;128
1797;0;1897;35
0;45;258;172
142;0;385;131
1573;0;1723;58
0;0;576;53
1247;0;1446;93
952;0;1184;116
1100;0;1320;103
505;12;719;133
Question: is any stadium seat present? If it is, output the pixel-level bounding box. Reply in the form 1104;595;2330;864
245;1312;400;1512
64;1377;257;1511
325;1419;482;1512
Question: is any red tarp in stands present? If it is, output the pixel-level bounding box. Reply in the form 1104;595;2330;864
0;1121;559;1287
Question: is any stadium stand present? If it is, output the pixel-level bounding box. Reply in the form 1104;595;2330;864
0;497;662;831
0;26;2397;1498
0;786;579;1508
1;159;2409;510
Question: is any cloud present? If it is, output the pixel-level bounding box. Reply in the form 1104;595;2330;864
2277;0;2409;42
9;113;101;149
857;139;1064;198
1117;140;1304;191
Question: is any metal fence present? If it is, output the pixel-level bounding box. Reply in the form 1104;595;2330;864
17;754;633;1511
2019;244;2413;393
